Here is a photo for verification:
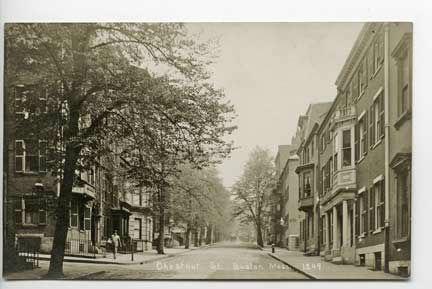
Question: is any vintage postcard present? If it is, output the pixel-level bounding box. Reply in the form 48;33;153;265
2;22;412;280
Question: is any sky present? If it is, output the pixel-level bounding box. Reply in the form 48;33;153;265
188;23;364;189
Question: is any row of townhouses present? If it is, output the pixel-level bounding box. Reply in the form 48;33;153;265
3;80;155;259
3;76;217;266
270;22;412;277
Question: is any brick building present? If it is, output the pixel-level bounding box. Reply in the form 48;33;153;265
295;102;332;255
312;22;412;275
3;75;154;263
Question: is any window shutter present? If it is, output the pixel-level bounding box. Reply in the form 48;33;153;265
363;58;368;87
379;93;385;138
369;105;375;147
364;190;368;234
351;74;359;101
355;200;360;236
364;112;368;153
15;140;24;172
368;47;374;79
379;35;385;65
354;123;359;161
369;188;375;231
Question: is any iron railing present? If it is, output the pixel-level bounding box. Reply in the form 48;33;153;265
65;235;104;258
16;236;40;269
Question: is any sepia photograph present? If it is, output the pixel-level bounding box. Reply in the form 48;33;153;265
1;19;414;282
0;0;432;289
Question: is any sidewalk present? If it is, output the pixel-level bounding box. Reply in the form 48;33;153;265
262;246;406;280
4;245;210;280
36;245;209;265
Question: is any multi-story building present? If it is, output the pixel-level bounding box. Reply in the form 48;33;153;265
387;25;412;277
315;22;412;275
272;145;292;246
4;75;154;262
276;146;302;250
295;102;332;255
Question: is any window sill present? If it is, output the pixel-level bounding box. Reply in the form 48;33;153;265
392;236;410;246
19;224;41;228
357;91;365;102
371;138;383;150
372;227;383;235
356;155;366;165
371;64;383;79
394;109;411;130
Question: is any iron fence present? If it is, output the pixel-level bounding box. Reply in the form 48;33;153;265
16;236;41;269
65;236;105;258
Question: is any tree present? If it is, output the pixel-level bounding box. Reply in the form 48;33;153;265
232;147;276;247
5;23;235;277
168;165;232;248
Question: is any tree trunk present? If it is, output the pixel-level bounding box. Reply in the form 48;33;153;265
185;224;191;249
206;225;212;244
256;222;264;247
47;110;80;278
193;229;198;247
198;227;202;246
48;27;90;277
156;192;165;254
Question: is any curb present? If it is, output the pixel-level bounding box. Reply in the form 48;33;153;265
267;252;316;280
71;270;107;280
37;244;212;266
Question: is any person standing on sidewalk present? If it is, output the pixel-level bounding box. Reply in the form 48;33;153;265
111;230;122;259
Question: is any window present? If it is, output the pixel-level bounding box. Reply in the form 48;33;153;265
70;199;79;227
39;199;47;225
84;207;91;230
322;161;331;194
311;138;314;158
355;199;360;237
360;191;368;235
373;90;385;143
329;212;333;246
15;139;47;173
342;129;352;167
391;33;412;125
356;114;368;159
369;188;375;231
134;218;142;239
358;60;367;96
14;198;47;225
304;146;310;164
14;198;23;224
333;153;338;172
15;141;24;172
329;156;333;187
14;86;29;121
350;76;358;102
374;35;384;72
24;199;39;225
375;180;385;228
397;169;410;238
303;172;311;197
87;168;95;185
368;46;375;79
397;47;411;116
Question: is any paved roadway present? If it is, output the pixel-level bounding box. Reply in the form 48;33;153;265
56;242;308;279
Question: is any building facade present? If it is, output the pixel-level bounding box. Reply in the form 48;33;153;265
295;102;332;255
3;77;154;262
312;22;412;275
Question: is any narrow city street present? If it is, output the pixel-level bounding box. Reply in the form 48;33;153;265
84;242;307;279
7;243;309;280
